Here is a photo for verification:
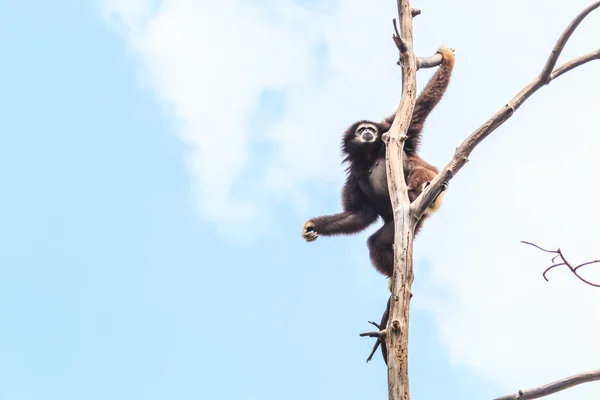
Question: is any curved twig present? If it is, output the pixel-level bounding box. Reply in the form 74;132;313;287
542;263;566;281
551;49;600;80
521;241;557;254
573;260;600;273
392;18;408;53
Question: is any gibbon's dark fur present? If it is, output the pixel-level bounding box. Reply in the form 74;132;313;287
302;46;455;278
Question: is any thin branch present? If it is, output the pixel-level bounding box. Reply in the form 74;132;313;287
399;50;446;69
520;241;557;254
494;368;600;400
521;241;600;287
574;260;600;274
367;320;382;330
539;1;600;82
417;53;443;69
542;263;566;281
551;49;600;80
392;19;408;53
359;330;387;339
365;340;382;363
411;1;600;220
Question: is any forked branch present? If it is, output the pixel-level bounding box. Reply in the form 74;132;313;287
411;1;600;220
521;241;600;287
494;368;600;400
539;1;600;81
393;19;445;69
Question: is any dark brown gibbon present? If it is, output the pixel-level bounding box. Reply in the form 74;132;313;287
301;46;455;279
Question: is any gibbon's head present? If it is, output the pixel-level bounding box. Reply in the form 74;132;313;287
342;120;386;158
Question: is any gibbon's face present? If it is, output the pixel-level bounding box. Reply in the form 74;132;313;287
341;120;385;158
354;122;379;144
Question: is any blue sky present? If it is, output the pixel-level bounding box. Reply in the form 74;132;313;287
2;0;600;399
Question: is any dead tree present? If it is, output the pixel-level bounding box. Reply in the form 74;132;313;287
363;1;600;399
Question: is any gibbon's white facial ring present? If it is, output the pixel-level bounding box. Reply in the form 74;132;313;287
356;123;378;143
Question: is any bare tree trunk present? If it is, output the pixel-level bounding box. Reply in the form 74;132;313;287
383;1;418;399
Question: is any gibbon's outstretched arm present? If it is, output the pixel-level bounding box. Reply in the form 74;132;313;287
384;46;455;155
302;175;378;242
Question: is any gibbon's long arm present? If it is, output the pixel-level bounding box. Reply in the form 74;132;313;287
385;46;455;155
310;209;378;236
305;175;378;237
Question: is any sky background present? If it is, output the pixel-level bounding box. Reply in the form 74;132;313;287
1;0;599;399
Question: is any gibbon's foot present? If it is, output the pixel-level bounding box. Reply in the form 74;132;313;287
424;180;450;192
301;221;318;242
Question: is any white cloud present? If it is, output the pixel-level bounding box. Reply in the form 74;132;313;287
102;0;329;238
102;0;406;239
103;0;600;397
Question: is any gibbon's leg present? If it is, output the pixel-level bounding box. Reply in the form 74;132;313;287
414;216;427;236
407;166;446;235
406;166;437;203
367;221;395;277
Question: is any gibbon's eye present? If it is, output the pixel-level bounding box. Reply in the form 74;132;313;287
361;127;375;135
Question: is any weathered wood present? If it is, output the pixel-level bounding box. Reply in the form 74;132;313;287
383;1;418;399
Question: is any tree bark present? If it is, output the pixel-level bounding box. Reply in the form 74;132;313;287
383;1;418;399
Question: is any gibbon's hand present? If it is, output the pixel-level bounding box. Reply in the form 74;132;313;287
437;46;455;55
302;221;319;242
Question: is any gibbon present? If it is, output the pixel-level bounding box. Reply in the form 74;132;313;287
302;46;455;278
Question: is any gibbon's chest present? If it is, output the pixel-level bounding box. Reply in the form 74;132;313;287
368;157;389;197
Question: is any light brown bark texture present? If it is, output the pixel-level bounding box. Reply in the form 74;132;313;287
383;1;418;399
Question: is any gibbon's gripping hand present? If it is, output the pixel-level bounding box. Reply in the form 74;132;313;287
302;221;319;242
